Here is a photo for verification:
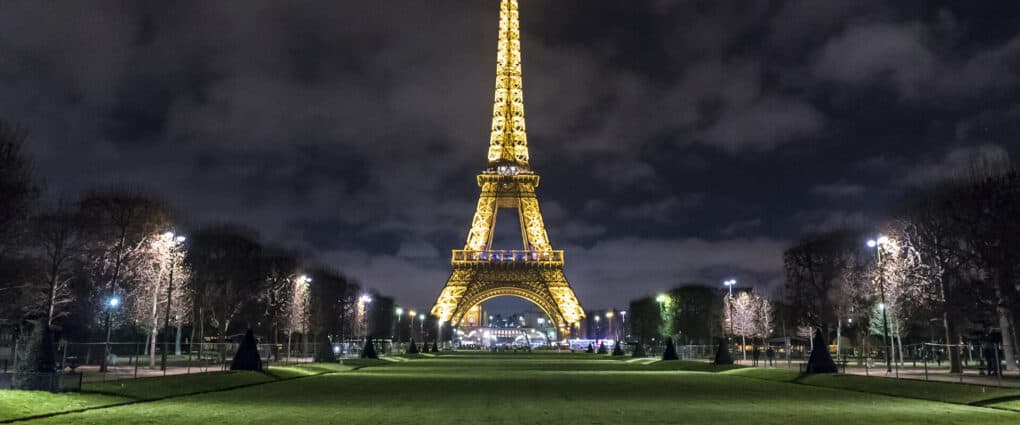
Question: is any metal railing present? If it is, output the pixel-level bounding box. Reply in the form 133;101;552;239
452;250;564;264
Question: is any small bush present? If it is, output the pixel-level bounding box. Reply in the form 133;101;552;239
361;338;378;359
596;342;608;354
631;343;647;358
661;337;679;361
612;340;625;356
407;339;420;354
230;329;263;371
585;343;594;354
314;334;337;363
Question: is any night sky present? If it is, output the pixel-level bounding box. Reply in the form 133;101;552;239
2;0;1019;312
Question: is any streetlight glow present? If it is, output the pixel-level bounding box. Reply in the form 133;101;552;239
108;296;120;308
655;294;667;303
396;308;404;315
359;295;373;304
867;240;877;248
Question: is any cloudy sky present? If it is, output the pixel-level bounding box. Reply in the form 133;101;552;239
2;0;1019;313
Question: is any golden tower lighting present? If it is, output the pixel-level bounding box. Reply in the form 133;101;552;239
430;0;585;339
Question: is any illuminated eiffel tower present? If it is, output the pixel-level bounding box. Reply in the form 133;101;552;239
430;0;584;337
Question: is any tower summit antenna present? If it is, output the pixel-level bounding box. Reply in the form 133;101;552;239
487;0;530;171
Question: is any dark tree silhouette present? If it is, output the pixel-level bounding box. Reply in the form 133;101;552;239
631;342;647;358
662;337;679;360
0;121;39;263
431;341;439;353
806;330;838;373
597;341;607;354
612;340;625;356
421;340;431;353
713;338;733;365
231;329;263;371
407;338;419;354
361;338;378;359
13;320;55;390
585;342;594;353
314;333;337;363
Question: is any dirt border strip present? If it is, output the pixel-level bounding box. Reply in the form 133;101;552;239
1;365;375;424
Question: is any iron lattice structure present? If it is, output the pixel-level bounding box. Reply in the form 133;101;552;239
431;0;585;337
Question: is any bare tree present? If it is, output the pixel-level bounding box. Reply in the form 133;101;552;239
0;121;40;327
27;204;86;326
78;187;171;371
724;292;756;360
261;249;298;359
187;224;265;361
783;229;868;339
0;121;39;261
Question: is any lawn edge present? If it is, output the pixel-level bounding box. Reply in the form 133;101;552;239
0;366;359;424
725;370;1020;414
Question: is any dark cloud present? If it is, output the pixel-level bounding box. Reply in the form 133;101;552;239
3;0;1020;311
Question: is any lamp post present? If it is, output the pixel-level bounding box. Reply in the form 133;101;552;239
724;279;736;344
161;232;186;372
437;320;444;349
656;294;668;340
419;314;426;341
868;237;893;373
594;315;601;340
358;295;373;344
100;296;121;373
408;310;416;341
606;311;615;340
620;311;627;340
395;308;403;343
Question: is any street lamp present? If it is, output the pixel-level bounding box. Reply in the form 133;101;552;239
161;231;186;372
868;236;893;373
606;311;615;340
724;279;736;342
101;295;121;372
358;295;373;343
409;310;416;341
620;310;627;340
395;308;404;343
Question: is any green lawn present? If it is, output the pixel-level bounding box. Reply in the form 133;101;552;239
6;353;1019;424
0;392;126;422
0;363;349;421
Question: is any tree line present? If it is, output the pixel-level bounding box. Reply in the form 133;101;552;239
624;161;1020;372
0;121;395;373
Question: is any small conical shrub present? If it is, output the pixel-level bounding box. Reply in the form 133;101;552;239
662;337;679;360
315;333;337;363
612;340;625;356
806;330;837;373
361;338;378;359
421;341;431;353
597;341;608;354
431;341;439;353
632;342;647;358
713;338;733;365
407;339;420;354
586;342;595;353
231;329;263;371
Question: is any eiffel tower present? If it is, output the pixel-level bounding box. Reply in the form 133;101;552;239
430;0;585;337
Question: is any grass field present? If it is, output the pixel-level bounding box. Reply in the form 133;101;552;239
4;353;1020;424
